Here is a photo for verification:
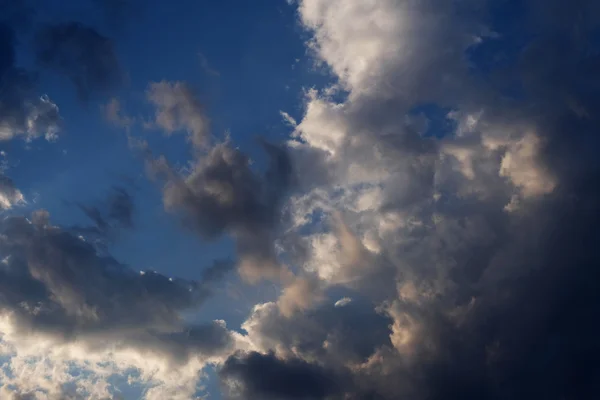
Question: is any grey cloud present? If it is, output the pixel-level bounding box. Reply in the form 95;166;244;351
103;97;134;131
221;351;341;400
154;139;293;281
221;0;600;399
146;80;210;148
0;212;232;361
34;22;122;100
0;22;61;142
241;300;392;366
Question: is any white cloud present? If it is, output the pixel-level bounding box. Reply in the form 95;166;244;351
334;297;352;307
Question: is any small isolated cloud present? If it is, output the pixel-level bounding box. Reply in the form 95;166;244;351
146;80;210;149
103;97;134;131
334;297;351;307
280;111;297;127
198;52;220;77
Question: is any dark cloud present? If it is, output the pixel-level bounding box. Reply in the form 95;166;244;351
34;22;122;100
218;0;600;399
0;212;232;361
0;20;61;142
221;351;341;400
154;139;293;281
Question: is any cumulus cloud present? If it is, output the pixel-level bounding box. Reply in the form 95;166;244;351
219;0;600;399
334;297;351;308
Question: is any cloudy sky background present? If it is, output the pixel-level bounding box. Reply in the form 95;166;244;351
0;0;599;399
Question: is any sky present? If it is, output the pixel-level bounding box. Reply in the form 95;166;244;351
0;0;599;399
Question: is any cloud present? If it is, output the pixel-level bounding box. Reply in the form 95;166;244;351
0;211;236;398
220;0;600;399
0;22;61;142
34;22;122;100
0;211;232;358
220;351;341;400
334;297;351;307
148;137;294;283
146;81;210;148
2;0;599;398
198;52;220;77
103;98;134;131
0;175;25;209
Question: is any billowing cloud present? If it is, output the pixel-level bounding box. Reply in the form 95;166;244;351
103;97;134;131
148;136;294;283
221;351;341;400
219;0;600;399
2;0;600;398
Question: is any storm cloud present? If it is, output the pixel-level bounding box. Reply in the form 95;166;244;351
217;0;600;399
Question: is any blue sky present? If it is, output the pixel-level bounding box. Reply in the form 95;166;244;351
7;0;313;321
1;0;599;399
2;1;317;397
